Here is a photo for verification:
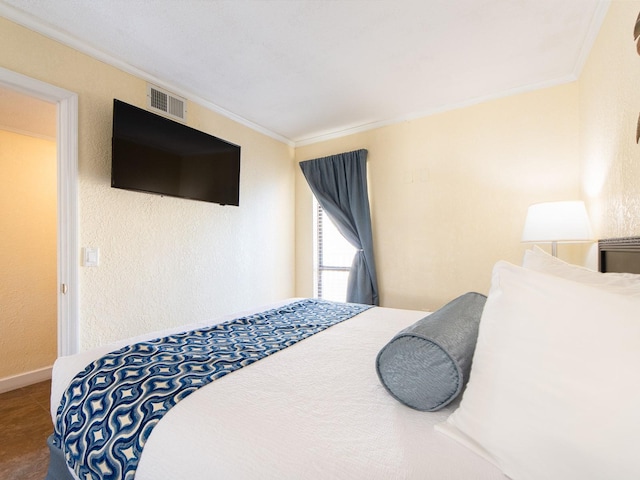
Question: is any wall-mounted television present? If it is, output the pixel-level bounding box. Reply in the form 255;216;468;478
111;99;241;206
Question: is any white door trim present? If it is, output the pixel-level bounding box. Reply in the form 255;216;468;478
0;66;79;356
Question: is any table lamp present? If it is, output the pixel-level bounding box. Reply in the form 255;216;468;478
521;201;593;257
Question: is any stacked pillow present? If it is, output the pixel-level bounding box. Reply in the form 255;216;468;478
436;249;640;480
523;245;640;294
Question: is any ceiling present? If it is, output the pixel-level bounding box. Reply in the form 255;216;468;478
0;0;609;146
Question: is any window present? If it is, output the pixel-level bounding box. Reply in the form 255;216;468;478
313;198;357;302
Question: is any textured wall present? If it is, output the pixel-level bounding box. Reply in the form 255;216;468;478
296;2;640;312
0;17;296;351
580;0;640;239
296;84;582;311
0;130;57;377
3;0;640;363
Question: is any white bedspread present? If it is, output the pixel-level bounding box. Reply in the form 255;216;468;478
51;300;506;480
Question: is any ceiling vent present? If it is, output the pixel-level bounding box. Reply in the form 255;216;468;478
147;84;187;122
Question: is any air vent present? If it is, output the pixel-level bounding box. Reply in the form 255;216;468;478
147;84;187;122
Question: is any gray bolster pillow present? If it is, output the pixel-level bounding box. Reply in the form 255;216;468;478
376;292;486;411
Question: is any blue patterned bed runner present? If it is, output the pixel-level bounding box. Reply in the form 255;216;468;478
54;299;371;480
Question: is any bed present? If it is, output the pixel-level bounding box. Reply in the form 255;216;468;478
46;237;640;480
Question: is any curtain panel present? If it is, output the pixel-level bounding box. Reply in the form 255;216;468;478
299;149;379;305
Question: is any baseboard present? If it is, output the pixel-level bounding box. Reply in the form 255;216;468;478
0;366;53;394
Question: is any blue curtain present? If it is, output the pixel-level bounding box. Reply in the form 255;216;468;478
299;149;379;305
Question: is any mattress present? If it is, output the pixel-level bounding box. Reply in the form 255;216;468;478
50;299;506;480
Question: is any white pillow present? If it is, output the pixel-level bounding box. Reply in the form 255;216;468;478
436;261;640;480
522;245;640;295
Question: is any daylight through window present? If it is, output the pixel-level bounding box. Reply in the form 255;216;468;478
314;198;356;302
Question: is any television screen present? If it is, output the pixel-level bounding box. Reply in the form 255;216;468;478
111;99;241;206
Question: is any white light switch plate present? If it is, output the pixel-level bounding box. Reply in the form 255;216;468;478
82;247;100;267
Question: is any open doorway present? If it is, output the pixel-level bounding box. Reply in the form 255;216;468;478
0;87;57;387
0;67;78;392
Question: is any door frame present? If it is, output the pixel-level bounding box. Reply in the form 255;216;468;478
0;66;79;356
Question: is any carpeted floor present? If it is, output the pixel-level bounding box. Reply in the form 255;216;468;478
0;381;52;480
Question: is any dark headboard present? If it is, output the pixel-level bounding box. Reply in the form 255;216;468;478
598;237;640;274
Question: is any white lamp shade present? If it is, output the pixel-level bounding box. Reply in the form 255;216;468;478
522;201;593;243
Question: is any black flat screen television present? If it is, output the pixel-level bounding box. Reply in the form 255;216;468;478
111;99;241;206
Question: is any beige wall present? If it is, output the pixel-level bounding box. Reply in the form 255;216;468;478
0;17;296;351
296;84;582;311
580;0;640;240
2;0;640;361
297;1;640;311
0;130;57;377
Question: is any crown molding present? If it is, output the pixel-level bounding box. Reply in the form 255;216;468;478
571;0;611;78
294;73;579;147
